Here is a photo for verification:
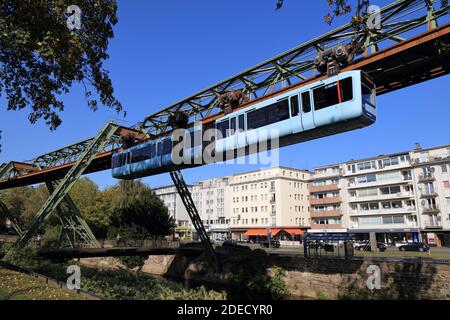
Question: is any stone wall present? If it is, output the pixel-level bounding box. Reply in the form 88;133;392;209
80;251;450;300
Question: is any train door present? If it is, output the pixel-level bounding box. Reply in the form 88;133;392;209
300;91;314;131
236;114;247;150
191;122;203;164
156;140;163;168
226;116;237;154
289;94;303;134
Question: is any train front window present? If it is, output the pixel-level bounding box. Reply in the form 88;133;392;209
313;82;339;110
112;154;122;168
362;76;376;107
339;77;353;103
301;92;311;113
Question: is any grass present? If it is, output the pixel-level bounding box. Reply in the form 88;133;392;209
0;266;87;300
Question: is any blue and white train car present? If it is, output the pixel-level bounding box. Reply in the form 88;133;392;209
112;70;376;180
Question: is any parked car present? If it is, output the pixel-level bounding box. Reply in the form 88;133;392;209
260;240;280;248
398;243;430;252
355;242;387;252
222;239;238;247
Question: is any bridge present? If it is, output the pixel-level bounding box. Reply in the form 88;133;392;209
0;0;449;260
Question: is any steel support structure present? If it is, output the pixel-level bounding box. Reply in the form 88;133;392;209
170;170;218;267
46;181;99;248
15;121;120;248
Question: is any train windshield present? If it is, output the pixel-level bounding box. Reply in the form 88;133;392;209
362;73;376;107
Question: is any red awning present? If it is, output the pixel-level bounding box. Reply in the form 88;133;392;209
244;229;268;236
244;228;303;237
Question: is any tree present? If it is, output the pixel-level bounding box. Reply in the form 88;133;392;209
109;180;174;240
0;0;122;131
108;180;175;270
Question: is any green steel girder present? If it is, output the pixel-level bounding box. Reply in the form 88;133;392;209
136;0;449;137
0;162;14;180
46;181;99;248
15;121;119;248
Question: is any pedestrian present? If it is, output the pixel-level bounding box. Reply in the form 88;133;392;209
116;233;123;247
35;233;42;249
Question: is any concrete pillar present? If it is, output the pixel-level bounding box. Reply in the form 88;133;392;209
370;232;377;252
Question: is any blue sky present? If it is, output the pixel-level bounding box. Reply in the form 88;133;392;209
0;0;449;189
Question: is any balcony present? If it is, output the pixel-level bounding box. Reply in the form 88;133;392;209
418;173;435;182
422;206;440;214
309;184;339;193
310;196;341;206
347;178;410;189
348;192;414;203
310;210;343;218
349;206;416;216
423;221;443;229
420;192;438;198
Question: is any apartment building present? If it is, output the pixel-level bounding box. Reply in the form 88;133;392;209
229;167;311;241
192;177;231;241
410;144;450;246
343;152;420;243
153;185;193;239
309;164;347;233
309;143;450;247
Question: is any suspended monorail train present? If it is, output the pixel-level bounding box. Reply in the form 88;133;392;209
112;70;376;179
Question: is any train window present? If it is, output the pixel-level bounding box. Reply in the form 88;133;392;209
238;114;245;131
290;95;299;116
157;142;162;156
150;143;156;158
230;117;237;135
313;82;339;110
339;77;353;102
266;99;289;124
131;145;152;164
301;92;311;113
216;120;229;138
247;108;266;130
162;139;172;154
